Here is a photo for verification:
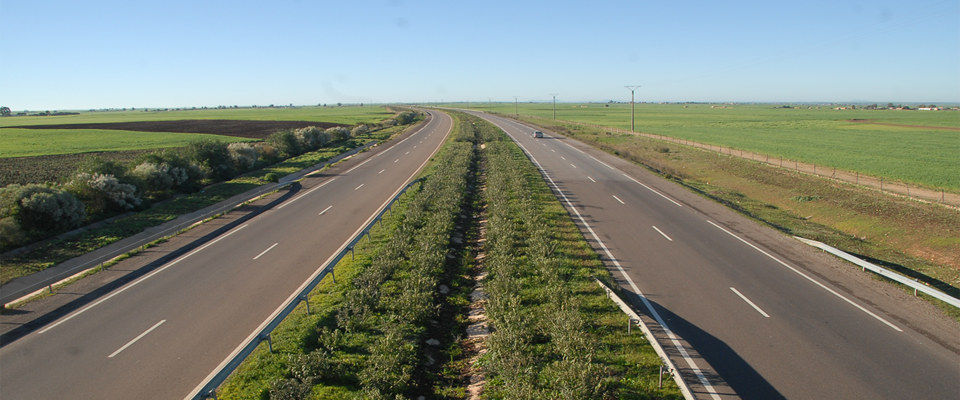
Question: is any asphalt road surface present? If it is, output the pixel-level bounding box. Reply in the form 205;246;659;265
0;111;453;399
467;110;959;400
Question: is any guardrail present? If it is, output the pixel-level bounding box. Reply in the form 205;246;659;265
187;178;423;400
795;237;960;308
595;278;696;400
0;142;378;307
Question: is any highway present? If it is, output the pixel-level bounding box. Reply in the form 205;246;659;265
0;111;453;399
466;110;959;400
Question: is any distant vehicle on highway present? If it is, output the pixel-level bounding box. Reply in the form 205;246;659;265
533;131;544;138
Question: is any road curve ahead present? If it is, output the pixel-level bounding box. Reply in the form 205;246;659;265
0;111;454;399
466;110;959;400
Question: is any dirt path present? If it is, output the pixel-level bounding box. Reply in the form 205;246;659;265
846;119;960;131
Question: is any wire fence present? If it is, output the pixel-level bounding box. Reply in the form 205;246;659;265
514;115;960;208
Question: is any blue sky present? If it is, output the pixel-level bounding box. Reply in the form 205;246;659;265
1;0;957;110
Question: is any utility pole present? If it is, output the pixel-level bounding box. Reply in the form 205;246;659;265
550;93;559;119
625;85;640;132
513;96;519;116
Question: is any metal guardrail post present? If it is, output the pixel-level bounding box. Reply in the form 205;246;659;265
184;178;424;400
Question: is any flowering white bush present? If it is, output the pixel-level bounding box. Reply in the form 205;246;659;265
325;126;351;143
351;124;369;137
227;142;258;170
66;172;140;213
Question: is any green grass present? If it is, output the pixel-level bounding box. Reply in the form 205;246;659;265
0;128;258;158
0;105;395;127
517;118;960;321
461;102;960;190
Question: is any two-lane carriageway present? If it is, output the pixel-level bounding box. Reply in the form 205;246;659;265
467;110;958;400
0;111;454;399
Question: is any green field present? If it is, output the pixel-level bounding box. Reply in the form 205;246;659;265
0;105;394;127
458;102;960;190
0;128;258;158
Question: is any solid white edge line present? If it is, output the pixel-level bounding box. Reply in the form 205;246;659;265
730;287;770;318
109;320;166;358
484;116;720;400
707;220;902;332
276;178;337;209
652;226;673;241
253;243;279;260
589;155;616;169
560;140;586;153
622;174;683;207
183;112;454;400
613;195;625;204
39;225;249;335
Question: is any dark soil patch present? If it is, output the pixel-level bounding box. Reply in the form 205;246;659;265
0;150;155;186
4;119;349;140
846;119;960;131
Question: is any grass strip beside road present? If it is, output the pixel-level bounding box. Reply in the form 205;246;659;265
0;126;408;288
473;112;681;399
474;103;960;191
218;111;478;399
515;117;960;322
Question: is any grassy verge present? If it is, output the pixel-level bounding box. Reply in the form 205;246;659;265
509;115;960;321
470;103;960;190
216;111;680;399
219;113;476;399
471;111;681;399
0;125;410;288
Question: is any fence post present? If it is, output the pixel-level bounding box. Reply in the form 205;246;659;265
856;171;859;184
881;177;883;191
302;295;311;314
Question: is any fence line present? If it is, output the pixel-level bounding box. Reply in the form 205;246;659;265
510;114;959;208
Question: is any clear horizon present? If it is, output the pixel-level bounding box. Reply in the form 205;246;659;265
2;0;957;110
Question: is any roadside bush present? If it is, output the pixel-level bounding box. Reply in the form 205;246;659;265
188;139;234;182
64;173;140;216
132;150;202;193
351;124;369;137
132;162;175;194
0;183;86;233
395;111;417;125
293;126;330;152
254;143;280;163
76;156;134;185
325;126;351;143
268;130;302;158
227;142;258;171
263;173;279;183
381;119;397;127
0;216;26;249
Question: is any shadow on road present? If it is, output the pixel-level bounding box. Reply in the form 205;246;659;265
618;288;786;400
0;183;304;347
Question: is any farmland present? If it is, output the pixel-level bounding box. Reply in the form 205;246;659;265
0;128;259;158
463;102;960;191
0;105;394;127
